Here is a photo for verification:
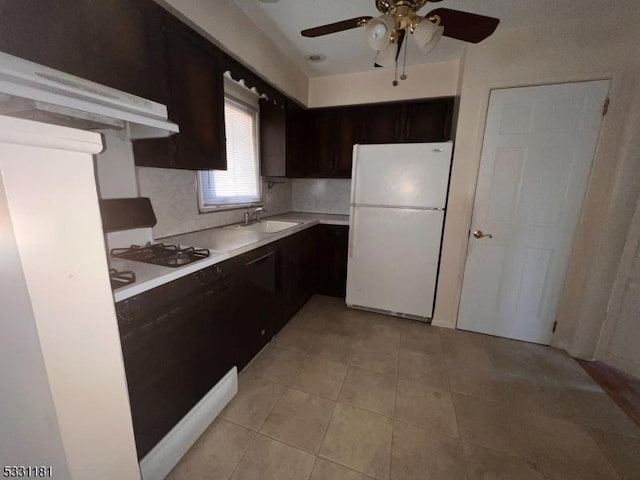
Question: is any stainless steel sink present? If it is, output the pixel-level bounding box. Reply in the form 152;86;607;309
226;220;301;234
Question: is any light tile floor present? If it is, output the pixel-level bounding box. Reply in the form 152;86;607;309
167;295;640;480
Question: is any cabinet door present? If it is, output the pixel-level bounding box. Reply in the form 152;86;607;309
165;19;227;170
305;109;335;177
403;99;454;143
359;103;404;144
315;225;349;298
0;1;86;79
82;0;169;104
0;0;169;104
285;101;306;177
334;106;362;177
280;229;315;322
260;99;286;177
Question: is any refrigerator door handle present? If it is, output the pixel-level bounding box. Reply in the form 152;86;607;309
348;207;356;258
350;144;359;204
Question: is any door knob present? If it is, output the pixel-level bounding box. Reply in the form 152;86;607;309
473;230;493;239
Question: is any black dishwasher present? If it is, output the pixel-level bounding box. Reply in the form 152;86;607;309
232;244;283;371
115;261;236;460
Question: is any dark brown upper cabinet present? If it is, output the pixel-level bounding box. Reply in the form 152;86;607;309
305;108;336;177
287;98;454;179
334;106;362;176
359;98;454;145
358;103;405;144
82;0;170;104
0;0;169;104
403;99;454;143
0;1;86;81
296;106;361;178
165;19;226;170
259;99;286;177
285;100;306;178
134;16;227;170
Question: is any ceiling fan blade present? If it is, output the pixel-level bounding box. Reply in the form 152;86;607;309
428;8;499;44
301;16;372;38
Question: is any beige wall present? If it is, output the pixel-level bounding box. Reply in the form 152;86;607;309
596;193;640;378
308;60;459;108
157;0;308;104
432;12;640;360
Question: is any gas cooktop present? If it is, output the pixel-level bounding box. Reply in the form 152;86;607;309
110;242;210;268
109;268;136;290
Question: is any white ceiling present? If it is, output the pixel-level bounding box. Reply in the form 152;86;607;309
234;0;634;77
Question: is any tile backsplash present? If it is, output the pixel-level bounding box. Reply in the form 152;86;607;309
137;167;292;238
291;179;351;215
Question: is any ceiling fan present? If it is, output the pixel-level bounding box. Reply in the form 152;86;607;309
301;0;499;85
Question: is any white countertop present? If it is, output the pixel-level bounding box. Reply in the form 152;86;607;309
111;212;349;302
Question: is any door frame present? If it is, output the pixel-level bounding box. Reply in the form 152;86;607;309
454;79;611;342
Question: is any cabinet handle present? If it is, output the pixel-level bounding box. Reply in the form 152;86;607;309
246;251;275;266
405;116;412;140
261;329;266;336
394;116;401;141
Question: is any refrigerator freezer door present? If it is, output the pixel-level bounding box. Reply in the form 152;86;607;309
346;206;444;318
351;142;452;209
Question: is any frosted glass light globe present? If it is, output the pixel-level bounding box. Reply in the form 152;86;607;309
372;23;388;39
365;14;394;50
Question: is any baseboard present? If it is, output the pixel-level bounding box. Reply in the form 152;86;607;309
346;303;429;322
139;367;238;480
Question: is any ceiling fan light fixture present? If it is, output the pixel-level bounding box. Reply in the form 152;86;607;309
365;14;395;50
412;16;443;55
374;42;398;68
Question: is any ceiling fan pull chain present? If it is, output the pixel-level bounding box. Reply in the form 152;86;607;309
400;31;408;81
392;62;399;87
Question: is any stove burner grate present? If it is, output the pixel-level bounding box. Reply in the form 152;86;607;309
109;268;136;290
110;242;210;268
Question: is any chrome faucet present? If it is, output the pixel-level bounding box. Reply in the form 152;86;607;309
252;207;267;222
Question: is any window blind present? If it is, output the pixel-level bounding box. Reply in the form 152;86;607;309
199;96;261;208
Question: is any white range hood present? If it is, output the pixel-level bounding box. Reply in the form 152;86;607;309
0;52;179;139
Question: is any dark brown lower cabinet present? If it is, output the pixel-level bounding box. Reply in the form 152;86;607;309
280;228;316;324
315;225;349;298
116;261;236;459
115;224;349;459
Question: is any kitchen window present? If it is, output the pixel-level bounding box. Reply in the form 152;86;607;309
198;81;261;211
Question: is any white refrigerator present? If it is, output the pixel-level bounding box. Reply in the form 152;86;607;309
346;142;453;320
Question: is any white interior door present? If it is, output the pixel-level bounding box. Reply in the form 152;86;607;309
457;81;609;344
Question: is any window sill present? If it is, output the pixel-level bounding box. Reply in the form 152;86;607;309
198;202;263;214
